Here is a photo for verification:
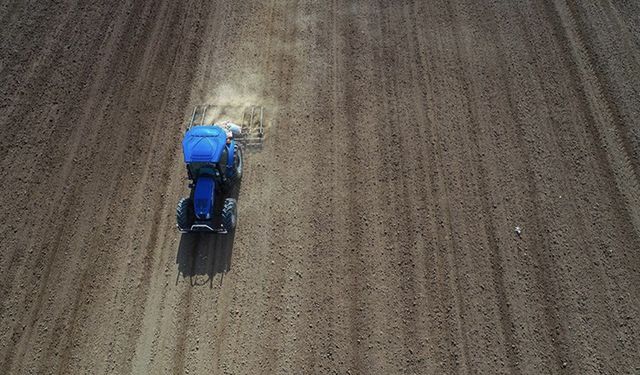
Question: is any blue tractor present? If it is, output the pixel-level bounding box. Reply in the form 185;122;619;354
176;105;263;234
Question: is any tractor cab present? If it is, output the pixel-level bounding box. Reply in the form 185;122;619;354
182;125;228;165
182;125;238;182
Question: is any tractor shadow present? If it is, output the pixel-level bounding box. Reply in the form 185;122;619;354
175;183;240;288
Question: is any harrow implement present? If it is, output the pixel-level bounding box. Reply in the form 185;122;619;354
187;104;265;148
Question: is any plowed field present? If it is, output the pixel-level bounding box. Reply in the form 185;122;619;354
1;1;639;374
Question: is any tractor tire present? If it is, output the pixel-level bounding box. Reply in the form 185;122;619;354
227;144;243;186
221;198;237;233
176;197;193;231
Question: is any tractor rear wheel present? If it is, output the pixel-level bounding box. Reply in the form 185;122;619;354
176;197;193;231
221;198;237;233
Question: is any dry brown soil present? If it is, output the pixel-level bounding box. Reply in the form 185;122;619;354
1;1;639;374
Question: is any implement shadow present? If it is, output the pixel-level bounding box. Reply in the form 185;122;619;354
175;232;235;288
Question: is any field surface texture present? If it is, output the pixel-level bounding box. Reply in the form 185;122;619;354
1;0;639;374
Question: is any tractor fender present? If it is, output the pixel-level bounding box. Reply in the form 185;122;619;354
225;140;236;178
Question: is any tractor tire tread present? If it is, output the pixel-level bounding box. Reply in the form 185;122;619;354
222;198;237;232
176;197;193;231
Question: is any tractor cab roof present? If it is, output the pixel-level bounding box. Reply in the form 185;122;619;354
182;125;227;163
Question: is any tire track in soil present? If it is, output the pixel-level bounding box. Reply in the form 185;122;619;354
566;2;640;172
499;1;632;371
540;0;637;360
244;2;304;373
404;3;465;372
550;0;640;236
172;250;194;375
447;0;533;371
456;2;534;371
376;4;435;372
290;3;352;373
478;1;572;370
527;1;640;371
354;3;416;371
409;2;478;371
327;2;368;372
414;1;481;371
304;3;377;372
291;2;341;372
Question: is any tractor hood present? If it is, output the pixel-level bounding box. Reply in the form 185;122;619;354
182;126;226;163
193;176;215;220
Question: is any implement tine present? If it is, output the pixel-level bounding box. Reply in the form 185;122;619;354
209;105;216;125
188;106;198;130
259;106;264;136
242;108;247;130
202;105;209;125
250;106;255;132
